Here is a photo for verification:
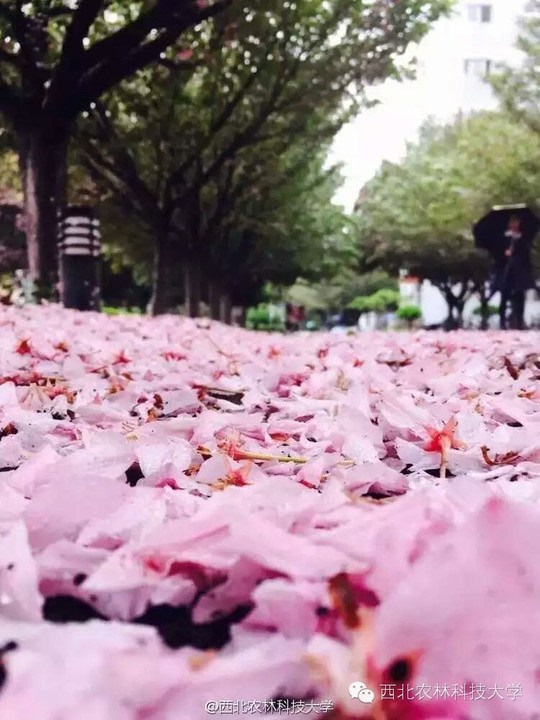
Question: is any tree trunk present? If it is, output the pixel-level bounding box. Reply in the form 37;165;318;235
18;124;69;292
440;284;470;331
455;301;464;328
219;293;232;324
148;229;170;316
184;256;201;318
208;281;221;320
238;306;247;328
478;287;490;331
442;291;459;331
445;306;461;330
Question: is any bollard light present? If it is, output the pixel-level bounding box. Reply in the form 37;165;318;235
57;205;101;311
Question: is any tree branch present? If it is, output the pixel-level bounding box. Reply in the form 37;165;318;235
69;1;229;115
82;138;160;225
182;61;291;192
9;2;46;91
80;2;176;70
187;16;333;193
51;0;104;99
80;0;229;84
80;103;162;225
62;0;102;50
72;26;179;113
82;151;144;219
167;64;261;185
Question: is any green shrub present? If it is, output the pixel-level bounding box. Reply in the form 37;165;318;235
347;295;371;312
371;288;400;312
397;304;422;327
246;304;284;332
348;288;400;313
102;305;142;316
472;304;498;316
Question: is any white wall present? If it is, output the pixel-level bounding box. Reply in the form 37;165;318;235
416;0;528;118
399;280;447;326
400;281;540;328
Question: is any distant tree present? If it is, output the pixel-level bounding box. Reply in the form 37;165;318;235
286;269;398;314
85;129;351;317
348;288;399;313
202;149;350;321
0;0;230;287
77;0;451;315
490;0;540;133
356;112;540;328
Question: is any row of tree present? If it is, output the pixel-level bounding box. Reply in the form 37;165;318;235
2;1;537;324
0;0;451;315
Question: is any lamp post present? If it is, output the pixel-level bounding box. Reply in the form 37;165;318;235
58;205;101;311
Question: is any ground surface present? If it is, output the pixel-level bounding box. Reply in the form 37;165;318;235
0;305;538;720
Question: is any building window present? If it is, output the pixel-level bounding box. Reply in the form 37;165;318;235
464;58;492;78
467;4;492;22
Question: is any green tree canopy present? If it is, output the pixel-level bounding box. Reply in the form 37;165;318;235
348;287;400;313
490;0;540;133
356;111;540;326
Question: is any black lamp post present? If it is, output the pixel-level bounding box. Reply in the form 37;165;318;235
58;205;101;311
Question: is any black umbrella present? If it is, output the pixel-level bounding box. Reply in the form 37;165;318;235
473;204;539;259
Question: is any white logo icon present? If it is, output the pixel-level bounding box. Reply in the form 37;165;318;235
348;681;375;704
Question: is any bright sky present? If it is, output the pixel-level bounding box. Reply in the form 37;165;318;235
330;78;428;211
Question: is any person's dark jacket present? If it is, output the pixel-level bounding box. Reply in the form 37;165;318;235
491;234;536;294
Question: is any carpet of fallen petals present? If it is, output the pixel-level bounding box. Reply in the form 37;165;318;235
0;305;539;720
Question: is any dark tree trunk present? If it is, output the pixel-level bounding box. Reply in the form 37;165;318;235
442;292;460;331
18;124;69;291
148;228;170;316
220;293;232;325
184;256;201;318
440;282;471;331
238;306;247;328
208;281;221;320
455;300;465;327
444;306;462;330
478;283;490;330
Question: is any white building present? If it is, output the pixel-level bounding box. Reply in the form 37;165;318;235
414;0;527;119
333;0;538;326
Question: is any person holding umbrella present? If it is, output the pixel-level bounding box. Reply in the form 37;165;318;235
474;205;538;330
